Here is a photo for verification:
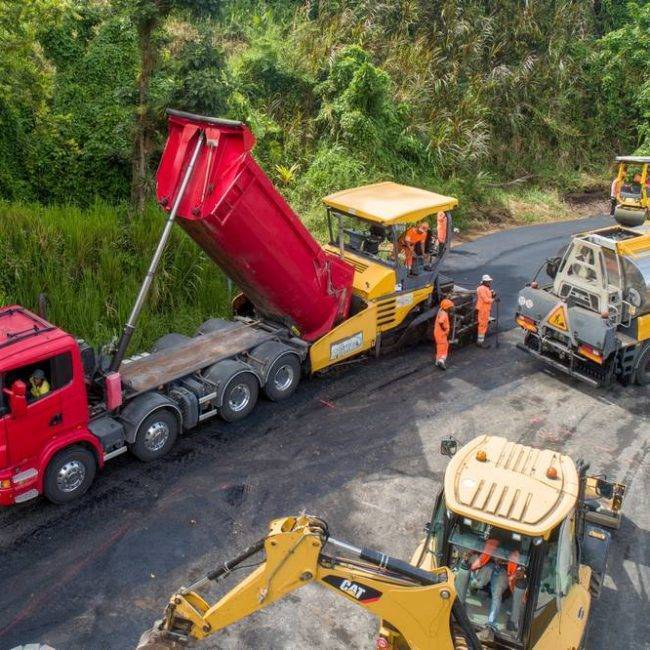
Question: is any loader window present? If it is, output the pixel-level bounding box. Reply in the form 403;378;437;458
447;518;532;639
534;511;577;619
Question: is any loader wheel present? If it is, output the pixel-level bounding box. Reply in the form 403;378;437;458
44;446;97;504
634;346;650;386
131;409;179;462
220;373;259;422
264;354;301;402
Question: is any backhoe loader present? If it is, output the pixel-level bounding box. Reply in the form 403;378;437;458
138;437;623;649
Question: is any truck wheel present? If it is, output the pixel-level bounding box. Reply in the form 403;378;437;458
634;347;650;386
220;373;259;422
44;446;97;504
264;354;301;401
131;409;179;462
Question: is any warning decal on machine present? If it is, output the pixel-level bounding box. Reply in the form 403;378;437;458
547;304;568;331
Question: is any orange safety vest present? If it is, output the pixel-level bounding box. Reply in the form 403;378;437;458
476;284;494;311
471;539;521;591
437;212;448;244
405;227;427;246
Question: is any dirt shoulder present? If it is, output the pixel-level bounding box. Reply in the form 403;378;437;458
456;185;609;243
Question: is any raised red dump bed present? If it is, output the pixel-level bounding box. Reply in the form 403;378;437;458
156;110;354;341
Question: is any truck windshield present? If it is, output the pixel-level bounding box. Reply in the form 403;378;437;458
448;517;532;640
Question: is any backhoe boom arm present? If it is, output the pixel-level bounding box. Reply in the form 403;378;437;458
138;515;480;650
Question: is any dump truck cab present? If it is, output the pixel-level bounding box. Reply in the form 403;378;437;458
390;436;620;649
516;225;650;386
612;155;649;228
0;306;103;505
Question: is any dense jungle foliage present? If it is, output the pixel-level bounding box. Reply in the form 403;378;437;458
0;0;648;346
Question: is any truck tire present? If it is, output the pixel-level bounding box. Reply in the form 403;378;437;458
43;446;97;504
264;354;301;401
220;373;259;422
151;333;190;353
634;346;650;386
130;409;179;462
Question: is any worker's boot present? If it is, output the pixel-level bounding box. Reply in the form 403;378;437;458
476;339;490;349
435;359;447;371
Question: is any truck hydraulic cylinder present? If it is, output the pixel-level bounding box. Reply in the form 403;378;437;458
109;131;205;373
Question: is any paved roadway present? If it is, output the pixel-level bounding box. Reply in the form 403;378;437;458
1;215;648;650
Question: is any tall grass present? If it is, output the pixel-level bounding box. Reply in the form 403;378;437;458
0;201;232;352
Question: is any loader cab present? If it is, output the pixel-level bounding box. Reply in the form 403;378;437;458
427;493;584;648
322;182;458;298
419;436;591;649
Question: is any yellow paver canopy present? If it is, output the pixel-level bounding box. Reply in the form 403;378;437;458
323;181;458;225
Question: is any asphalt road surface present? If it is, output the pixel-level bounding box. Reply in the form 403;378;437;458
1;214;648;650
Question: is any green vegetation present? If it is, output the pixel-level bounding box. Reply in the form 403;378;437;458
0;202;231;348
0;0;648;346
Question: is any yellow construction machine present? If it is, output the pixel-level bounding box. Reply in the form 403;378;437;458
612;155;649;227
516;225;650;386
138;436;623;649
308;181;479;371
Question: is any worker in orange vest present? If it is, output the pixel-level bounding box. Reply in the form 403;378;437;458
436;211;448;252
434;298;454;370
468;539;525;639
610;174;622;215
476;274;495;348
400;222;429;269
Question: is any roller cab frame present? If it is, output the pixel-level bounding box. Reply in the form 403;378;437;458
515;225;650;386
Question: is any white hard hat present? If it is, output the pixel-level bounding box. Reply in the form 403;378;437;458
481;274;493;282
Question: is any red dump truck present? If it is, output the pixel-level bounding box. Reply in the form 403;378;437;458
0;110;477;506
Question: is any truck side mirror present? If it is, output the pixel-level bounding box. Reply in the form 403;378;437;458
440;436;458;457
4;380;28;418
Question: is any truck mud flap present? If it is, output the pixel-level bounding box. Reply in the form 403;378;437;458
516;342;602;388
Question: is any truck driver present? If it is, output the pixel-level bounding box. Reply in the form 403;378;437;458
29;369;51;399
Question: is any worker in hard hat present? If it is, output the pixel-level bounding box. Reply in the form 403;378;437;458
434;298;454;370
29;369;51;399
476;274;495;348
436;211;448;253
